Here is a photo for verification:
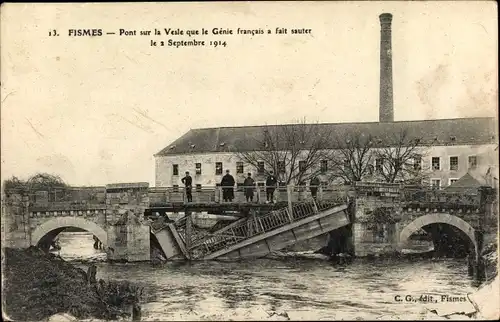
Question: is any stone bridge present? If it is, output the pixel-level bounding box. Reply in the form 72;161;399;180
2;183;151;261
1;182;497;262
352;182;497;261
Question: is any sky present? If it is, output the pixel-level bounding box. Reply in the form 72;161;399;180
1;1;498;187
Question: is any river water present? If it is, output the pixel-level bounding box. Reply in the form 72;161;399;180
56;232;479;321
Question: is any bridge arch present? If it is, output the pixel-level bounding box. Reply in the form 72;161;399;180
31;217;108;248
399;213;478;257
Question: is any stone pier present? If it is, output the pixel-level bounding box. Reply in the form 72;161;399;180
105;183;150;262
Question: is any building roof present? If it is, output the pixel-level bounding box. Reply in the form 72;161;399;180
155;117;498;156
445;172;485;193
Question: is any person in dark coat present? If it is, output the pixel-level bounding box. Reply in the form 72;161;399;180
221;169;235;202
243;173;255;202
93;235;99;250
265;170;278;203
181;171;193;202
310;176;320;200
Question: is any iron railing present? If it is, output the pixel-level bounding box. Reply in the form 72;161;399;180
149;185;349;205
4;182;485;208
194;200;343;256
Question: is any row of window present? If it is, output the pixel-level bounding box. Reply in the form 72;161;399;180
171;155;478;176
171;181;331;192
431;155;477;171
172;161;324;176
430;178;459;189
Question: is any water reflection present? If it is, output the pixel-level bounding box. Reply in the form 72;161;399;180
56;231;106;261
59;232;477;320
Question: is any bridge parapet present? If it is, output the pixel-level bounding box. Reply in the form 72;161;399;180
27;186;107;207
401;188;481;208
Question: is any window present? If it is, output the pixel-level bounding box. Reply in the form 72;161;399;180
257;161;265;174
173;185;179;192
449;156;458;171
320;160;328;173
431;157;440;171
413;156;422;171
468;156;477;169
195;184;202;192
172;164;179;176
431;179;441;189
298;161;306;172
215;162;223;175
236;162;244;174
277;161;286;173
195;163;202;175
376;158;384;173
449;178;458;186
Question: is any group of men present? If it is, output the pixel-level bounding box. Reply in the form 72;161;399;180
220;170;280;203
181;169;322;203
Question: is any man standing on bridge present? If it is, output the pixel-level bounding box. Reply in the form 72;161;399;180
266;170;278;203
221;169;235;202
310;176;320;201
181;171;193;202
243;172;255;202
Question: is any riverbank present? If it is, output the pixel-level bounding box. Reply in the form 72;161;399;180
2;247;142;321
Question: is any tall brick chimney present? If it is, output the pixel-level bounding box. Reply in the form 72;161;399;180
379;13;394;122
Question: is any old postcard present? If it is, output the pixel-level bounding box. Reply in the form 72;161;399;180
1;1;498;321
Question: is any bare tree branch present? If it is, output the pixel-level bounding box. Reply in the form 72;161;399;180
374;129;430;184
236;119;333;185
327;132;375;184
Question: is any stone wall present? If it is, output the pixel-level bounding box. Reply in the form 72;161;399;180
480;187;498;246
1;193;31;248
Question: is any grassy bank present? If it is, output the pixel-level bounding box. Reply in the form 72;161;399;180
2;247;142;321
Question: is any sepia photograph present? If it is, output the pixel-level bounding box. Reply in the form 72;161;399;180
1;1;498;321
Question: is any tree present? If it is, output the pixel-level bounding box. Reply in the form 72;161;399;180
327;132;375;185
236;119;333;185
373;129;430;184
3;173;67;193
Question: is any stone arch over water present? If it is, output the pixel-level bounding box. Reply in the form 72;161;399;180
31;216;108;249
398;213;478;257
